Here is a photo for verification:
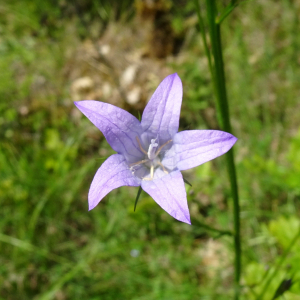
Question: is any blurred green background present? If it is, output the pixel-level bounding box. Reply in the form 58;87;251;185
1;0;300;299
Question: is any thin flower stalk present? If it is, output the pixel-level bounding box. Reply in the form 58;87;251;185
195;0;241;298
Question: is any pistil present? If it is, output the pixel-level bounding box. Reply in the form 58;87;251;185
147;139;158;160
131;136;173;180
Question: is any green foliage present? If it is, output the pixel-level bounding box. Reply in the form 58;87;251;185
244;216;300;300
0;0;300;299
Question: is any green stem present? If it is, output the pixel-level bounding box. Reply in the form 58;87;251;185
216;1;238;24
205;1;241;299
195;221;233;237
256;227;300;300
194;0;214;78
206;5;231;131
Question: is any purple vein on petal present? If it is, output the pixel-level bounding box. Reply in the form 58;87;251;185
85;110;143;155
173;130;237;170
88;154;141;210
143;75;174;134
175;137;234;154
108;130;141;159
161;175;188;220
141;171;190;224
141;74;182;139
74;101;144;157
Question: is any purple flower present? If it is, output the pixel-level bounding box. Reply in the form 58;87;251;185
74;73;237;224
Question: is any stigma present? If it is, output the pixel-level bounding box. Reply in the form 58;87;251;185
147;139;158;160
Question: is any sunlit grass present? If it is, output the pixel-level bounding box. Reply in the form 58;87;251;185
0;0;300;299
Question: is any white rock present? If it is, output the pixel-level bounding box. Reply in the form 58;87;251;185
120;65;138;87
126;86;141;105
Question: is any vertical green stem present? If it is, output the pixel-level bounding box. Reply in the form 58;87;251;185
194;0;214;77
204;1;241;299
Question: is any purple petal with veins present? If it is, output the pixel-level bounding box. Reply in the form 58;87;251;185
141;171;190;224
74;73;237;224
141;73;182;142
88;154;141;210
74;101;144;163
173;130;238;171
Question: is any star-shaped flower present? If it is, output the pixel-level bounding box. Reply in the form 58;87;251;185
75;73;237;224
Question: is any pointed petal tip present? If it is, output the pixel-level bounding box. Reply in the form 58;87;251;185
169;212;191;224
74;100;86;109
179;215;191;225
170;72;180;80
230;133;238;141
182;218;191;225
221;132;238;154
88;202;96;211
230;134;238;147
74;100;92;107
162;72;181;84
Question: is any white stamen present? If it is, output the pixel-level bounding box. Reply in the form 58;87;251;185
142;164;154;181
129;159;149;167
155;139;172;156
157;161;169;174
136;136;148;155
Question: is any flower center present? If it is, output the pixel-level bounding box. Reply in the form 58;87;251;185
129;137;172;180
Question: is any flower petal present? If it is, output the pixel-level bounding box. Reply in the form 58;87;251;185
173;130;237;171
89;154;141;210
75;100;144;162
141;73;182;141
141;171;191;224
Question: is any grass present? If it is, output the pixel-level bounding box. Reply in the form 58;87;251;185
0;0;300;299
